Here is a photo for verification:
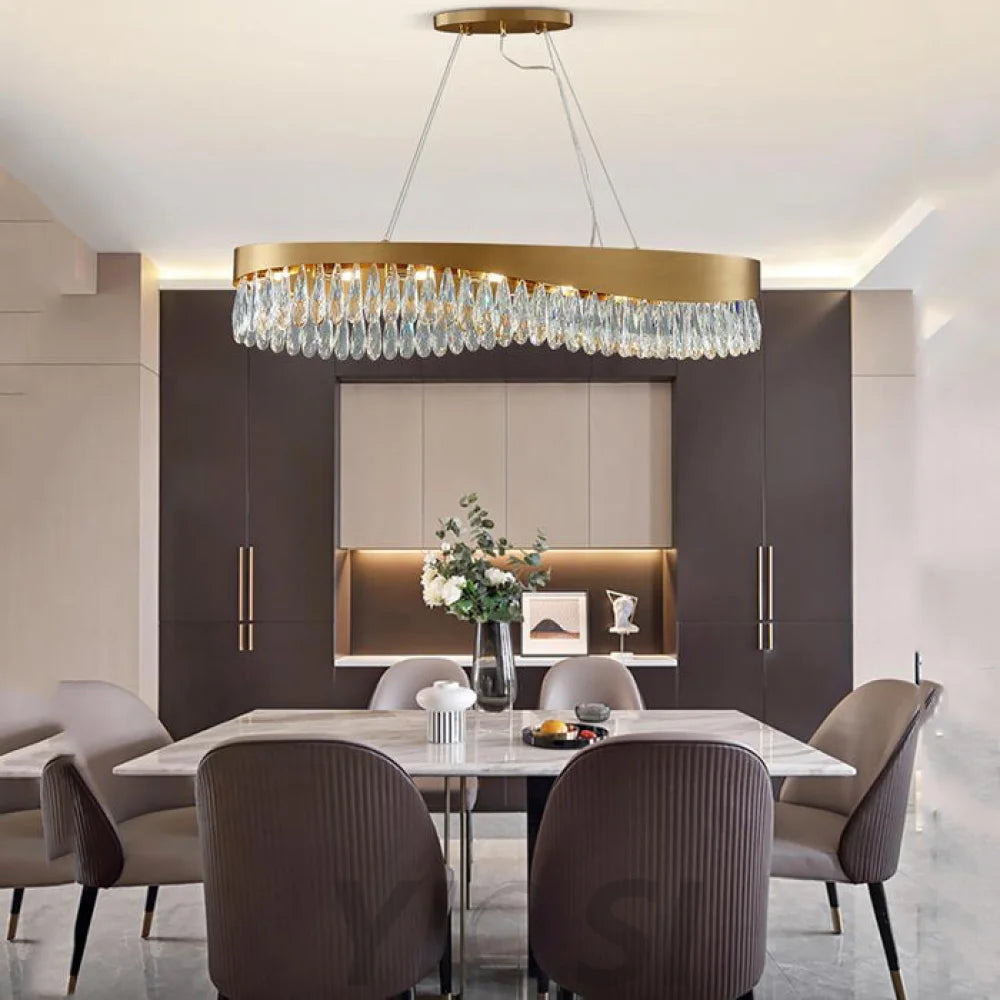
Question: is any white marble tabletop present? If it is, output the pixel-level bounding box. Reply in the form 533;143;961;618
111;710;854;779
0;734;66;779
335;653;677;669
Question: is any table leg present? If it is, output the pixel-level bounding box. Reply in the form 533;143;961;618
459;776;468;1000
527;776;555;996
444;776;451;866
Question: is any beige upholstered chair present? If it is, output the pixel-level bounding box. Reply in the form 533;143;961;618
197;738;451;1000
0;690;71;940
538;655;645;711
771;679;929;1000
370;657;478;890
49;681;202;994
530;733;772;1000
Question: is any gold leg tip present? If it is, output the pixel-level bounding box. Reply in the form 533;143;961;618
67;974;78;995
141;911;153;939
830;905;843;934
5;916;17;941
891;969;907;1000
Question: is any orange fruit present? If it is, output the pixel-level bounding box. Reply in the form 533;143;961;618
539;719;569;736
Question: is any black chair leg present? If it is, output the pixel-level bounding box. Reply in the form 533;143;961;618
868;882;907;1000
537;969;550;996
141;885;159;939
67;886;99;995
439;923;453;996
737;993;755;999
6;887;24;941
825;881;843;934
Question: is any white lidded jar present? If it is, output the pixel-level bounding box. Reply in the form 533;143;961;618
416;680;477;744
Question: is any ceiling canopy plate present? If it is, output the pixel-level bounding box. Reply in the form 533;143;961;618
433;7;573;35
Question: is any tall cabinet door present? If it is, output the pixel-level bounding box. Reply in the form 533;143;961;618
159;291;247;623
247;351;336;623
673;353;765;624
761;292;853;737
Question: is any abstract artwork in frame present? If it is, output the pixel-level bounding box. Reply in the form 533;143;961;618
521;591;589;656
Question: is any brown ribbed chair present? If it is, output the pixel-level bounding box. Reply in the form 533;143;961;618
538;656;645;711
196;738;451;1000
50;680;202;994
530;733;772;1000
0;689;71;940
771;678;930;1000
369;657;478;891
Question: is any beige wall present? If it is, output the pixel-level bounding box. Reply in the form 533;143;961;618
851;290;917;684
0;170;158;703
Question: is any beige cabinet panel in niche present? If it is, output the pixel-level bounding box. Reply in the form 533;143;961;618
422;384;507;547
339;383;423;548
506;383;590;547
589;382;672;547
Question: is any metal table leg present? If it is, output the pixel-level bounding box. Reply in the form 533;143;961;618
444;776;451;865
459;776;468;1000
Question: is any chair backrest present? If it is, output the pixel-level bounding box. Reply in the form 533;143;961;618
197;738;448;1000
41;755;125;886
530;733;772;1000
55;681;193;823
369;657;469;710
0;689;60;815
538;656;645;711
780;678;925;885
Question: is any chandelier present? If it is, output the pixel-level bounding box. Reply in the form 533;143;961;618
231;7;761;362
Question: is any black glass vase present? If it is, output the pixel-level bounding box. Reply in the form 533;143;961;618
471;621;517;712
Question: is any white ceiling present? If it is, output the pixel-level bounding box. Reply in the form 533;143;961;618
2;0;997;285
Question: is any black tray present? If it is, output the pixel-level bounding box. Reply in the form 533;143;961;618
522;724;609;749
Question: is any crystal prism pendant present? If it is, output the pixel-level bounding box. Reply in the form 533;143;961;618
399;318;416;358
581;292;599;355
428;269;449;357
334;317;350;361
564;290;582;352
286;267;307;355
383;264;401;323
364;265;382;360
302;266;326;358
255;277;271;350
512;280;530;345
638;301;654;359
349;318;365;360
598;297;614;356
346;266;363;324
494;278;513;346
546;290;565;349
232;278;249;344
473;279;494;349
383;315;399;360
269;270;288;353
439;268;462;354
399;266;418;359
529;284;547;346
417;268;437;358
458;271;476;351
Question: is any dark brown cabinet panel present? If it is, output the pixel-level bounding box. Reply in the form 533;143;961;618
761;291;853;623
160;292;247;622
673;353;764;623
765;622;852;742
677;623;764;720
160;622;334;739
247;351;336;623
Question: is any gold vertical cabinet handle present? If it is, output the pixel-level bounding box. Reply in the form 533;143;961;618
757;621;765;652
756;546;765;625
767;545;774;623
247;546;255;651
768;621;774;652
238;546;246;652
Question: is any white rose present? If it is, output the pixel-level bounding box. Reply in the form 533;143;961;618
422;573;444;607
440;575;466;606
473;549;485;561
441;541;452;553
485;567;515;587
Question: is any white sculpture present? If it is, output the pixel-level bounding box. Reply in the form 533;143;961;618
607;590;639;658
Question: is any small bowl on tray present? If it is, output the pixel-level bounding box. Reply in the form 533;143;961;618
522;722;609;750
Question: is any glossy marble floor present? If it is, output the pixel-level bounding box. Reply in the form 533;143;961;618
2;722;997;999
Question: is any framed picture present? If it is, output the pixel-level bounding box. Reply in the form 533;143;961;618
521;591;589;656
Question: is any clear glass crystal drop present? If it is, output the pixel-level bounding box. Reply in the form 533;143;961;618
317;312;335;360
269;271;288;353
598;297;614;356
581;293;599;354
364;265;382;360
346;266;363;324
383;315;399;360
254;277;270;350
383;264;401;322
232;278;249;344
439;269;462;353
328;264;344;328
695;305;715;359
512;280;530;345
709;303;727;358
494;278;513;346
401;266;418;323
349;319;365;360
546;290;565;349
638;301;654;358
624;300;640;357
399;318;416;359
564;290;582;352
334;317;350;361
747;299;762;352
458;272;476;351
291;267;308;330
651;302;667;358
427;269;449;357
529;284;548;346
725;302;743;357
417;268;437;358
473;279;494;349
302;267;325;358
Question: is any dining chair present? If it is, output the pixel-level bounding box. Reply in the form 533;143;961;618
771;678;929;1000
197;737;452;1000
0;690;71;941
530;733;772;1000
49;680;202;994
370;657;478;892
538;655;645;711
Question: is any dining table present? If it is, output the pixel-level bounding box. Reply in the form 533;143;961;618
103;707;855;997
